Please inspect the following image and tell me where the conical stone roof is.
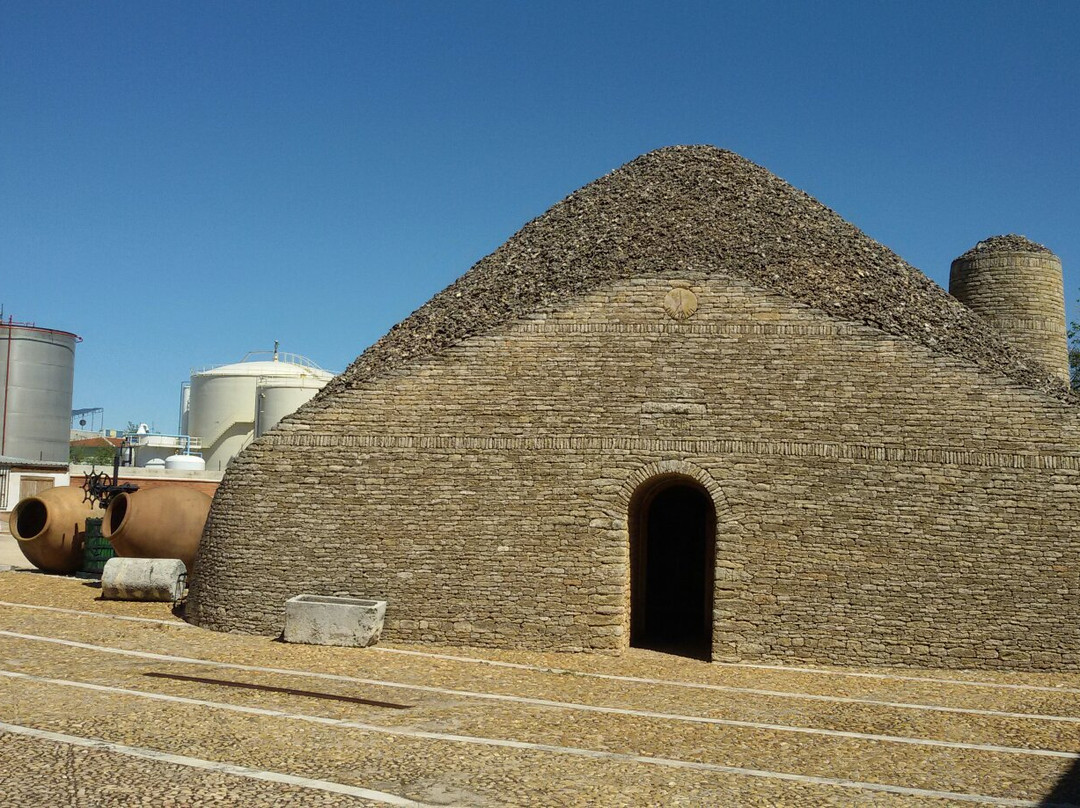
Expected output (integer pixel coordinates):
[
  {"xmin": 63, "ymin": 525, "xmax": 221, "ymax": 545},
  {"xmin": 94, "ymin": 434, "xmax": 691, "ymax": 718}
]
[
  {"xmin": 320, "ymin": 145, "xmax": 1071, "ymax": 403},
  {"xmin": 958, "ymin": 234, "xmax": 1055, "ymax": 259}
]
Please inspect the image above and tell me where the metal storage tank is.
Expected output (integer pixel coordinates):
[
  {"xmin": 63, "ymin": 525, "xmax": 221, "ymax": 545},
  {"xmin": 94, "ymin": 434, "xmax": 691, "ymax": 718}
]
[
  {"xmin": 187, "ymin": 350, "xmax": 334, "ymax": 471},
  {"xmin": 256, "ymin": 376, "xmax": 328, "ymax": 437},
  {"xmin": 178, "ymin": 382, "xmax": 191, "ymax": 437},
  {"xmin": 0, "ymin": 319, "xmax": 79, "ymax": 463}
]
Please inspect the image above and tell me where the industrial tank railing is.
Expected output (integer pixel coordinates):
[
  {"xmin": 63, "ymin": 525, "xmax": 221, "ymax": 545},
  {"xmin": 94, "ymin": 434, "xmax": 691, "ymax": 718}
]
[{"xmin": 189, "ymin": 349, "xmax": 330, "ymax": 377}]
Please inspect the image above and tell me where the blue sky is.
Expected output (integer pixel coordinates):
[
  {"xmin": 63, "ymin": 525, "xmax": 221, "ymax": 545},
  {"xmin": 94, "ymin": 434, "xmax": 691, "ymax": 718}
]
[{"xmin": 2, "ymin": 1, "xmax": 1078, "ymax": 431}]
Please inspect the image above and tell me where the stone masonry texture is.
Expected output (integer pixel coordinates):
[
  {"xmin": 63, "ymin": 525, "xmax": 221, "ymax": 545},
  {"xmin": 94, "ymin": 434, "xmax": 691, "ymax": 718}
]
[
  {"xmin": 950, "ymin": 235, "xmax": 1068, "ymax": 384},
  {"xmin": 187, "ymin": 146, "xmax": 1080, "ymax": 672}
]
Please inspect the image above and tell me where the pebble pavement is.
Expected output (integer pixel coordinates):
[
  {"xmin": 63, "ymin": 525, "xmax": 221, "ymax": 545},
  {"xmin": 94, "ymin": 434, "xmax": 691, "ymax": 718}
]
[{"xmin": 1, "ymin": 571, "xmax": 1080, "ymax": 806}]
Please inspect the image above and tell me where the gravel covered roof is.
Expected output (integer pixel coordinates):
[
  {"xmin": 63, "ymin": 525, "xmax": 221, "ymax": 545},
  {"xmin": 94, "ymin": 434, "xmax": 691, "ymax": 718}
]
[
  {"xmin": 957, "ymin": 234, "xmax": 1055, "ymax": 260},
  {"xmin": 325, "ymin": 145, "xmax": 1071, "ymax": 402}
]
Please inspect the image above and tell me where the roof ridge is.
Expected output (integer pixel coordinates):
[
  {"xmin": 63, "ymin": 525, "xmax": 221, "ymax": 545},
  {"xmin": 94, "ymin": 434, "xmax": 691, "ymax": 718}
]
[{"xmin": 322, "ymin": 146, "xmax": 1072, "ymax": 404}]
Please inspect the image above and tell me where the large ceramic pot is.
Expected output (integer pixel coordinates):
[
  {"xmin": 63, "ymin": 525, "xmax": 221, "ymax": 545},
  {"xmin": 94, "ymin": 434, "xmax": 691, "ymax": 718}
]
[
  {"xmin": 104, "ymin": 486, "xmax": 212, "ymax": 574},
  {"xmin": 8, "ymin": 486, "xmax": 103, "ymax": 574}
]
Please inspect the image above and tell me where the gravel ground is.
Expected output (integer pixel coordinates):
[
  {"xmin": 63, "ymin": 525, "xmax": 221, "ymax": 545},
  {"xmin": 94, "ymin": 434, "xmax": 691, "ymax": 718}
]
[
  {"xmin": 2, "ymin": 571, "xmax": 1080, "ymax": 806},
  {"xmin": 0, "ymin": 732, "xmax": 390, "ymax": 807}
]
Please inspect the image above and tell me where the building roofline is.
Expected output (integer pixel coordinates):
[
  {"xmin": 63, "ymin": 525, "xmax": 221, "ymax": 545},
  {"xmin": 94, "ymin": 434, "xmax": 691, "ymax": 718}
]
[{"xmin": 319, "ymin": 145, "xmax": 1073, "ymax": 407}]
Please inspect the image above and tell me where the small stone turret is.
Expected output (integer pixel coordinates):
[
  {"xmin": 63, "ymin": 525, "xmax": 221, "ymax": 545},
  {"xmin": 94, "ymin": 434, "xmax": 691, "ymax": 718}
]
[{"xmin": 950, "ymin": 235, "xmax": 1068, "ymax": 384}]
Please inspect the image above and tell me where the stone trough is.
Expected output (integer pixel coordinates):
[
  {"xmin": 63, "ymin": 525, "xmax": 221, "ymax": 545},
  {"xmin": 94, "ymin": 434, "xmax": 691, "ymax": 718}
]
[{"xmin": 283, "ymin": 594, "xmax": 386, "ymax": 647}]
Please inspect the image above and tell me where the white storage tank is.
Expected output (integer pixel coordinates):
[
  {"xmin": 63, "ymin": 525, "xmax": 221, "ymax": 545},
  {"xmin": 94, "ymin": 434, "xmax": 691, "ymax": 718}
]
[
  {"xmin": 256, "ymin": 376, "xmax": 328, "ymax": 437},
  {"xmin": 0, "ymin": 319, "xmax": 79, "ymax": 463},
  {"xmin": 165, "ymin": 453, "xmax": 206, "ymax": 471},
  {"xmin": 179, "ymin": 382, "xmax": 191, "ymax": 437},
  {"xmin": 186, "ymin": 350, "xmax": 334, "ymax": 471}
]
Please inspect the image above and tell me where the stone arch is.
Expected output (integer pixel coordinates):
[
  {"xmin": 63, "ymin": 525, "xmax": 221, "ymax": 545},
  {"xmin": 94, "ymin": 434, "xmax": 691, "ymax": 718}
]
[
  {"xmin": 614, "ymin": 460, "xmax": 743, "ymax": 662},
  {"xmin": 616, "ymin": 459, "xmax": 731, "ymax": 515}
]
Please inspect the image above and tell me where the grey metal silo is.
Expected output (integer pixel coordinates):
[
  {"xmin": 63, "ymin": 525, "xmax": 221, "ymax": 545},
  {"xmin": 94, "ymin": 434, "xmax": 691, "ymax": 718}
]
[{"xmin": 0, "ymin": 319, "xmax": 79, "ymax": 463}]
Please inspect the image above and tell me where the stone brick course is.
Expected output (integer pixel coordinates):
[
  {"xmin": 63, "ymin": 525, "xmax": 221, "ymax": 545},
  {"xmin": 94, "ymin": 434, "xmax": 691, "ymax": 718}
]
[
  {"xmin": 949, "ymin": 246, "xmax": 1068, "ymax": 383},
  {"xmin": 189, "ymin": 273, "xmax": 1080, "ymax": 672}
]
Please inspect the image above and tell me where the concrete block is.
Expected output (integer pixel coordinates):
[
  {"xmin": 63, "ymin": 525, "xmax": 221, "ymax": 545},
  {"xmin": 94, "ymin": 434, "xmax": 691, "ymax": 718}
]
[
  {"xmin": 101, "ymin": 557, "xmax": 186, "ymax": 602},
  {"xmin": 283, "ymin": 594, "xmax": 386, "ymax": 647}
]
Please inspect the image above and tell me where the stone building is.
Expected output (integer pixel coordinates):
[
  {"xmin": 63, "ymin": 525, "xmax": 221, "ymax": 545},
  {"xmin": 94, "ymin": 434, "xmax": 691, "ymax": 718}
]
[{"xmin": 188, "ymin": 146, "xmax": 1080, "ymax": 671}]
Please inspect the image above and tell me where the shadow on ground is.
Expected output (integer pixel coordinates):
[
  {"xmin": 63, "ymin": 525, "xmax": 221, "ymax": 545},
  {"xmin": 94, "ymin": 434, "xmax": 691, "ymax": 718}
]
[{"xmin": 1043, "ymin": 757, "xmax": 1080, "ymax": 806}]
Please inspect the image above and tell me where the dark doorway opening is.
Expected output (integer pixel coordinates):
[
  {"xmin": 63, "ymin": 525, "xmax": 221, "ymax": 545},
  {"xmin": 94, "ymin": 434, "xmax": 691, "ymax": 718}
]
[{"xmin": 630, "ymin": 477, "xmax": 715, "ymax": 660}]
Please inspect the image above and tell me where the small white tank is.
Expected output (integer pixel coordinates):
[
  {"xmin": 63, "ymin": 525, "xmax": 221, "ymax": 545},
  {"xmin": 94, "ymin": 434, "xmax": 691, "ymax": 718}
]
[
  {"xmin": 165, "ymin": 454, "xmax": 207, "ymax": 471},
  {"xmin": 256, "ymin": 376, "xmax": 328, "ymax": 437},
  {"xmin": 145, "ymin": 458, "xmax": 167, "ymax": 469}
]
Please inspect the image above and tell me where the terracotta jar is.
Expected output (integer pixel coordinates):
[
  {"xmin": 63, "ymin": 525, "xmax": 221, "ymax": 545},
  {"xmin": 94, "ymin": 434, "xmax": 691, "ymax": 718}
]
[
  {"xmin": 9, "ymin": 486, "xmax": 103, "ymax": 574},
  {"xmin": 104, "ymin": 486, "xmax": 212, "ymax": 574}
]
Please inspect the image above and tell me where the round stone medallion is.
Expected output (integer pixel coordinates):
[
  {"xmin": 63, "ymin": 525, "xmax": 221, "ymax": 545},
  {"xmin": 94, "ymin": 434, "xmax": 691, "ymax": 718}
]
[{"xmin": 663, "ymin": 287, "xmax": 698, "ymax": 320}]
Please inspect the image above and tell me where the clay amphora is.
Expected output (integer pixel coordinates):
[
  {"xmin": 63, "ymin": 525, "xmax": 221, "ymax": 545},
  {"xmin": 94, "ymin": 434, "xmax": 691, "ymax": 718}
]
[
  {"xmin": 104, "ymin": 486, "xmax": 212, "ymax": 574},
  {"xmin": 8, "ymin": 486, "xmax": 103, "ymax": 574}
]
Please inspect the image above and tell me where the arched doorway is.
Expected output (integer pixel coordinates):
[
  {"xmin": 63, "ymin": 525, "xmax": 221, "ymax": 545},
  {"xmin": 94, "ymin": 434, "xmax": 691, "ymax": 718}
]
[{"xmin": 630, "ymin": 475, "xmax": 715, "ymax": 660}]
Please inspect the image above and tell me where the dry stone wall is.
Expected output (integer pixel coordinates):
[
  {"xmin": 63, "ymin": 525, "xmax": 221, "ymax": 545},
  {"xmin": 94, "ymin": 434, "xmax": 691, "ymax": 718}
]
[
  {"xmin": 950, "ymin": 245, "xmax": 1068, "ymax": 383},
  {"xmin": 190, "ymin": 274, "xmax": 1080, "ymax": 671}
]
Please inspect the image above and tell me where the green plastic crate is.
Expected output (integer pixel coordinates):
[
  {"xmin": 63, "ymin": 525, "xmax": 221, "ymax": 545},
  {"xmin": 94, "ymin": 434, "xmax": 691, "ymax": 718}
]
[{"xmin": 80, "ymin": 517, "xmax": 115, "ymax": 577}]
